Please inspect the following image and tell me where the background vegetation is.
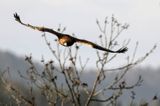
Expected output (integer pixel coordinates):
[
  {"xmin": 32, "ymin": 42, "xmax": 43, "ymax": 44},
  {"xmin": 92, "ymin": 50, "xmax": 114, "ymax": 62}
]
[{"xmin": 0, "ymin": 16, "xmax": 157, "ymax": 106}]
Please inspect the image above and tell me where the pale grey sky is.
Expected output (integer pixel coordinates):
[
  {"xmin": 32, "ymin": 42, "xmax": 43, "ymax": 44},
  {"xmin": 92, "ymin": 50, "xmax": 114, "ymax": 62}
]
[{"xmin": 0, "ymin": 0, "xmax": 160, "ymax": 67}]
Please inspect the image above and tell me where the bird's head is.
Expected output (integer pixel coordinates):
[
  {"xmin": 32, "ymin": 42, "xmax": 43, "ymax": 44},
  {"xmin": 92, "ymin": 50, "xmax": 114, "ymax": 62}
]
[
  {"xmin": 58, "ymin": 35, "xmax": 75, "ymax": 46},
  {"xmin": 59, "ymin": 38, "xmax": 68, "ymax": 46}
]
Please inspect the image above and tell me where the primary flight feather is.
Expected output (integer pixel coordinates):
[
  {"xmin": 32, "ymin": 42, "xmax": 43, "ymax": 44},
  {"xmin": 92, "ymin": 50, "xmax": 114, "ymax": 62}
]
[{"xmin": 13, "ymin": 13, "xmax": 128, "ymax": 53}]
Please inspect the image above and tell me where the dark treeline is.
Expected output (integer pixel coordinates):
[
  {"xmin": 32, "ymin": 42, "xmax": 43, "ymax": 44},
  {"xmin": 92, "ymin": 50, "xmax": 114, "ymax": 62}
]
[{"xmin": 0, "ymin": 50, "xmax": 160, "ymax": 106}]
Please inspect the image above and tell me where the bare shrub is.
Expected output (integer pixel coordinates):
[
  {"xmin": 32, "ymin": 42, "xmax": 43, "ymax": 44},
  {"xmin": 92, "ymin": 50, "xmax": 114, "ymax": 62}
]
[{"xmin": 0, "ymin": 15, "xmax": 156, "ymax": 106}]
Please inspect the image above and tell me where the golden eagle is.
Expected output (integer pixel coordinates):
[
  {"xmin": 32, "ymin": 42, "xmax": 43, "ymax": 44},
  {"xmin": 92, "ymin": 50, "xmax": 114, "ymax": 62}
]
[{"xmin": 14, "ymin": 13, "xmax": 127, "ymax": 53}]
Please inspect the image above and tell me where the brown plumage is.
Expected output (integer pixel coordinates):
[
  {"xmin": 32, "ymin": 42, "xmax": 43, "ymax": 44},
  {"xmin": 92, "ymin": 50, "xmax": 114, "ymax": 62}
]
[{"xmin": 13, "ymin": 13, "xmax": 128, "ymax": 53}]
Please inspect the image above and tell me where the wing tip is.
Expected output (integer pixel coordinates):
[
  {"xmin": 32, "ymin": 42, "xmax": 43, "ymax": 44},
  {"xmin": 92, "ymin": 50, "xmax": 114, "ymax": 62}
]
[
  {"xmin": 116, "ymin": 47, "xmax": 128, "ymax": 53},
  {"xmin": 13, "ymin": 12, "xmax": 21, "ymax": 23}
]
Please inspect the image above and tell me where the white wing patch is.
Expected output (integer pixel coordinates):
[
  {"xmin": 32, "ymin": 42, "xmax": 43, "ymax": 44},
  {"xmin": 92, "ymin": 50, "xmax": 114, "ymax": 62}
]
[{"xmin": 77, "ymin": 41, "xmax": 93, "ymax": 48}]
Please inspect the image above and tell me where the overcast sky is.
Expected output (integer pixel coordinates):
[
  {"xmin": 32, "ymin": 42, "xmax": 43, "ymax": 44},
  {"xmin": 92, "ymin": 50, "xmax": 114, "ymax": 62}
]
[{"xmin": 0, "ymin": 0, "xmax": 160, "ymax": 68}]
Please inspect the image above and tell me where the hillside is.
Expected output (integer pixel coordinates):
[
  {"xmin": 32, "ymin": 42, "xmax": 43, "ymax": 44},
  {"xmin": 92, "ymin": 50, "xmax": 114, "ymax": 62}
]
[{"xmin": 0, "ymin": 50, "xmax": 160, "ymax": 105}]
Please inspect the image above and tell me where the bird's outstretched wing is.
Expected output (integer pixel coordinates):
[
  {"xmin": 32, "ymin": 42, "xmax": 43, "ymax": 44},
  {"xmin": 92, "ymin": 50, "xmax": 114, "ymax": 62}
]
[
  {"xmin": 76, "ymin": 39, "xmax": 128, "ymax": 53},
  {"xmin": 13, "ymin": 13, "xmax": 62, "ymax": 38},
  {"xmin": 14, "ymin": 13, "xmax": 128, "ymax": 53}
]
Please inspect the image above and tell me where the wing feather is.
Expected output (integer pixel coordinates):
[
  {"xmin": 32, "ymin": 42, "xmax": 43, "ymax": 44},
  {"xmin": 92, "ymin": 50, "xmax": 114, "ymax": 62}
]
[
  {"xmin": 76, "ymin": 39, "xmax": 127, "ymax": 53},
  {"xmin": 13, "ymin": 13, "xmax": 62, "ymax": 38}
]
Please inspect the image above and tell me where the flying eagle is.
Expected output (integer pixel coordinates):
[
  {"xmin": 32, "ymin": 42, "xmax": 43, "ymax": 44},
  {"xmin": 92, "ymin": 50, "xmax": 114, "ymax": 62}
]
[{"xmin": 13, "ymin": 13, "xmax": 127, "ymax": 53}]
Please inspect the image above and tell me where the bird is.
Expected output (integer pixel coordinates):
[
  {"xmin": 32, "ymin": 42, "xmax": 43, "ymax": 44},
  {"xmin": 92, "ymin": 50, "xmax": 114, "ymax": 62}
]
[{"xmin": 13, "ymin": 13, "xmax": 128, "ymax": 53}]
